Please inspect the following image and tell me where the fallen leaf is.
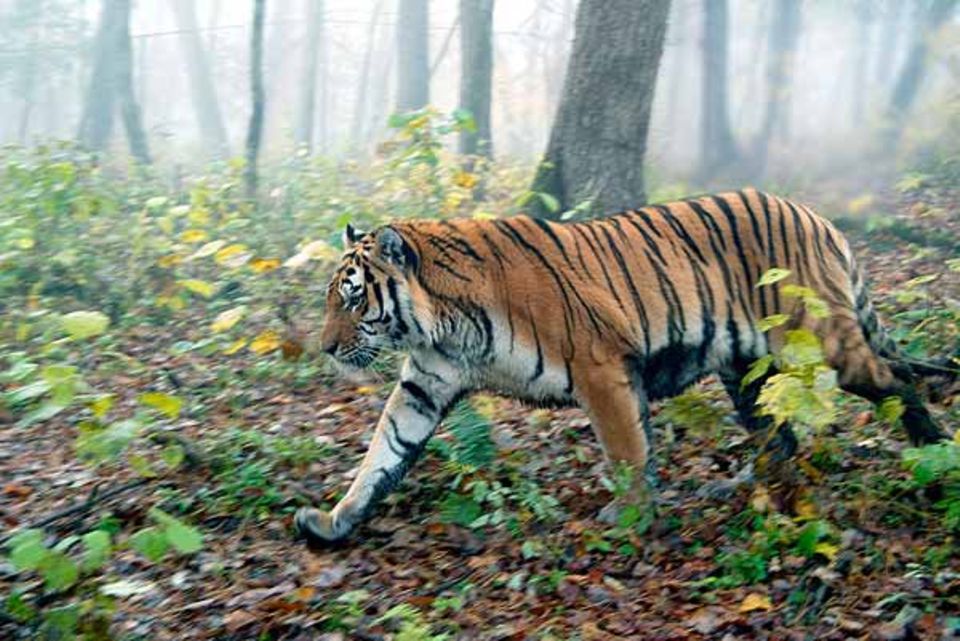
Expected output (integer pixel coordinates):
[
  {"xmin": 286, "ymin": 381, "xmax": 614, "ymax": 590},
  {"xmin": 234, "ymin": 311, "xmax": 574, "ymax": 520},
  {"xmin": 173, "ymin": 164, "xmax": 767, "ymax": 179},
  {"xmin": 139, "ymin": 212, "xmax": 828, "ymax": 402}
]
[
  {"xmin": 738, "ymin": 593, "xmax": 772, "ymax": 613},
  {"xmin": 223, "ymin": 610, "xmax": 257, "ymax": 633}
]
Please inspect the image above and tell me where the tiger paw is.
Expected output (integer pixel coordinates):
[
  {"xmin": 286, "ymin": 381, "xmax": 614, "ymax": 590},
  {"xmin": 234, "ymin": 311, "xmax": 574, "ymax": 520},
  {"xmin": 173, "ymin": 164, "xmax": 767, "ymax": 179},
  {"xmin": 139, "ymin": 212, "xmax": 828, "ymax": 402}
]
[{"xmin": 294, "ymin": 507, "xmax": 351, "ymax": 548}]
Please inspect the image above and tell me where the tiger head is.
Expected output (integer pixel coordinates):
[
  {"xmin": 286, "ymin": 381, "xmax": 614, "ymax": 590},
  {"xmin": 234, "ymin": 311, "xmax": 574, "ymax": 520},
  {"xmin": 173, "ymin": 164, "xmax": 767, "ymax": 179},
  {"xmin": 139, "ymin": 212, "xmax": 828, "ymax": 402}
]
[{"xmin": 319, "ymin": 223, "xmax": 428, "ymax": 368}]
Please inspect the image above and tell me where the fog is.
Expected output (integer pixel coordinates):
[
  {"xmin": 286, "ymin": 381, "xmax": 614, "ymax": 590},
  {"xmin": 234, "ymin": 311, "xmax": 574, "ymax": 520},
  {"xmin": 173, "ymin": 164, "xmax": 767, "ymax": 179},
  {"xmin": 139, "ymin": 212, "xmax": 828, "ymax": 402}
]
[{"xmin": 1, "ymin": 0, "xmax": 958, "ymax": 189}]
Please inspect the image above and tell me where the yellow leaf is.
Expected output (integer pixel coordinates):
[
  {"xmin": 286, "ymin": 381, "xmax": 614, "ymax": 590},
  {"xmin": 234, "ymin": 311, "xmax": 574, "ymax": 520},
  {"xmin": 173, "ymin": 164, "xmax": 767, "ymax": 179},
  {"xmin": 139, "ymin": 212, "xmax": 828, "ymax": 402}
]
[
  {"xmin": 794, "ymin": 496, "xmax": 818, "ymax": 521},
  {"xmin": 89, "ymin": 395, "xmax": 114, "ymax": 419},
  {"xmin": 157, "ymin": 254, "xmax": 182, "ymax": 268},
  {"xmin": 355, "ymin": 386, "xmax": 378, "ymax": 395},
  {"xmin": 250, "ymin": 257, "xmax": 281, "ymax": 273},
  {"xmin": 453, "ymin": 169, "xmax": 478, "ymax": 189},
  {"xmin": 192, "ymin": 240, "xmax": 225, "ymax": 259},
  {"xmin": 847, "ymin": 194, "xmax": 875, "ymax": 215},
  {"xmin": 223, "ymin": 338, "xmax": 247, "ymax": 355},
  {"xmin": 16, "ymin": 237, "xmax": 35, "ymax": 250},
  {"xmin": 211, "ymin": 306, "xmax": 245, "ymax": 332},
  {"xmin": 180, "ymin": 229, "xmax": 208, "ymax": 244},
  {"xmin": 188, "ymin": 207, "xmax": 211, "ymax": 226},
  {"xmin": 249, "ymin": 330, "xmax": 281, "ymax": 355},
  {"xmin": 472, "ymin": 211, "xmax": 496, "ymax": 221},
  {"xmin": 738, "ymin": 593, "xmax": 772, "ymax": 613},
  {"xmin": 178, "ymin": 279, "xmax": 217, "ymax": 298},
  {"xmin": 157, "ymin": 217, "xmax": 174, "ymax": 235},
  {"xmin": 215, "ymin": 244, "xmax": 251, "ymax": 268},
  {"xmin": 814, "ymin": 542, "xmax": 839, "ymax": 561}
]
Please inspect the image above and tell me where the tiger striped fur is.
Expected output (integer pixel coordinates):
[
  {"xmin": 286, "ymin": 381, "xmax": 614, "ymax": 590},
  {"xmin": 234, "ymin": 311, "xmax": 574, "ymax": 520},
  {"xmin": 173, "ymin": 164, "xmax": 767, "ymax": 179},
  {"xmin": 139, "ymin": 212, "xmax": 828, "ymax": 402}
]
[{"xmin": 294, "ymin": 188, "xmax": 947, "ymax": 546}]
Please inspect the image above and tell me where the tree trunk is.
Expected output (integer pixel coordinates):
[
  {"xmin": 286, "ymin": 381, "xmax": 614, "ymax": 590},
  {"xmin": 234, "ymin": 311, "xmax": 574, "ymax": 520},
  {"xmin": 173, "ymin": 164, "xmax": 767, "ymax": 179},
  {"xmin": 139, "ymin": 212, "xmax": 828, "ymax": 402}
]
[
  {"xmin": 529, "ymin": 0, "xmax": 670, "ymax": 218},
  {"xmin": 458, "ymin": 0, "xmax": 494, "ymax": 158},
  {"xmin": 296, "ymin": 0, "xmax": 324, "ymax": 152},
  {"xmin": 751, "ymin": 0, "xmax": 801, "ymax": 172},
  {"xmin": 170, "ymin": 0, "xmax": 229, "ymax": 158},
  {"xmin": 78, "ymin": 0, "xmax": 150, "ymax": 163},
  {"xmin": 350, "ymin": 0, "xmax": 386, "ymax": 147},
  {"xmin": 883, "ymin": 0, "xmax": 959, "ymax": 149},
  {"xmin": 245, "ymin": 0, "xmax": 266, "ymax": 199},
  {"xmin": 430, "ymin": 16, "xmax": 459, "ymax": 79},
  {"xmin": 396, "ymin": 0, "xmax": 429, "ymax": 112},
  {"xmin": 698, "ymin": 0, "xmax": 738, "ymax": 180}
]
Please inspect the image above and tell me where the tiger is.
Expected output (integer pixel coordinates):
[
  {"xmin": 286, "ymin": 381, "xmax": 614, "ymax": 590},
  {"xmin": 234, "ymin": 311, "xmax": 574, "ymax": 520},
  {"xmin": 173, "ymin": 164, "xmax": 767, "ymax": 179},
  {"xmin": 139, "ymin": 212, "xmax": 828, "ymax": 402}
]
[{"xmin": 294, "ymin": 188, "xmax": 949, "ymax": 546}]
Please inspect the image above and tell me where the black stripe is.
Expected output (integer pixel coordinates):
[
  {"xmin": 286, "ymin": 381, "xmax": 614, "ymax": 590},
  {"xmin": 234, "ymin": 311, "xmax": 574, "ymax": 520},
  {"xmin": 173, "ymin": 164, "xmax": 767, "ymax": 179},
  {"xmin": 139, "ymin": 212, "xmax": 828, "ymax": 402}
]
[
  {"xmin": 617, "ymin": 214, "xmax": 667, "ymax": 265},
  {"xmin": 599, "ymin": 224, "xmax": 651, "ymax": 354},
  {"xmin": 409, "ymin": 357, "xmax": 444, "ymax": 384},
  {"xmin": 401, "ymin": 380, "xmax": 437, "ymax": 415},
  {"xmin": 736, "ymin": 190, "xmax": 766, "ymax": 251},
  {"xmin": 529, "ymin": 318, "xmax": 544, "ymax": 382},
  {"xmin": 710, "ymin": 195, "xmax": 757, "ymax": 308},
  {"xmin": 685, "ymin": 201, "xmax": 729, "ymax": 252},
  {"xmin": 432, "ymin": 257, "xmax": 473, "ymax": 282},
  {"xmin": 530, "ymin": 218, "xmax": 575, "ymax": 269},
  {"xmin": 652, "ymin": 204, "xmax": 708, "ymax": 264},
  {"xmin": 386, "ymin": 278, "xmax": 409, "ymax": 334},
  {"xmin": 757, "ymin": 192, "xmax": 782, "ymax": 310}
]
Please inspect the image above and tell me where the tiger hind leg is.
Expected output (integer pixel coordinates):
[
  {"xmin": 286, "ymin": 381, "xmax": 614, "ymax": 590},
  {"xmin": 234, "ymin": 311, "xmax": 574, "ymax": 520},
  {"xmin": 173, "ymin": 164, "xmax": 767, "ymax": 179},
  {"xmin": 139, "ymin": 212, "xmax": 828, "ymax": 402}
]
[
  {"xmin": 825, "ymin": 315, "xmax": 947, "ymax": 445},
  {"xmin": 697, "ymin": 361, "xmax": 799, "ymax": 499}
]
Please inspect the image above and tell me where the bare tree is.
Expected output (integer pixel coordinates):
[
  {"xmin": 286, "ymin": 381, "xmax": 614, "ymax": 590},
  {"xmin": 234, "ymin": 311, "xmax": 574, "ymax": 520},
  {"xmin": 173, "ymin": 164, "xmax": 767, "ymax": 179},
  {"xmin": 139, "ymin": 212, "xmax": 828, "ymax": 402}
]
[
  {"xmin": 350, "ymin": 0, "xmax": 387, "ymax": 147},
  {"xmin": 78, "ymin": 0, "xmax": 151, "ymax": 164},
  {"xmin": 529, "ymin": 0, "xmax": 670, "ymax": 218},
  {"xmin": 751, "ymin": 0, "xmax": 801, "ymax": 171},
  {"xmin": 883, "ymin": 0, "xmax": 960, "ymax": 149},
  {"xmin": 296, "ymin": 0, "xmax": 325, "ymax": 152},
  {"xmin": 245, "ymin": 0, "xmax": 266, "ymax": 199},
  {"xmin": 699, "ymin": 0, "xmax": 739, "ymax": 180},
  {"xmin": 170, "ymin": 0, "xmax": 229, "ymax": 158},
  {"xmin": 458, "ymin": 0, "xmax": 494, "ymax": 158},
  {"xmin": 396, "ymin": 0, "xmax": 429, "ymax": 112}
]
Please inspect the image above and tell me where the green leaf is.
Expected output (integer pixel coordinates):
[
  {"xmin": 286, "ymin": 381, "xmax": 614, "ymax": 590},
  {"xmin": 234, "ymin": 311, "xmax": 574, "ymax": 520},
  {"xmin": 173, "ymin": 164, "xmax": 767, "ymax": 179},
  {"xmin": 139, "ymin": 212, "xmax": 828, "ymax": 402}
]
[
  {"xmin": 38, "ymin": 551, "xmax": 79, "ymax": 591},
  {"xmin": 439, "ymin": 493, "xmax": 483, "ymax": 527},
  {"xmin": 76, "ymin": 418, "xmax": 141, "ymax": 463},
  {"xmin": 7, "ymin": 528, "xmax": 44, "ymax": 550},
  {"xmin": 130, "ymin": 527, "xmax": 169, "ymax": 562},
  {"xmin": 127, "ymin": 453, "xmax": 157, "ymax": 478},
  {"xmin": 148, "ymin": 508, "xmax": 204, "ymax": 554},
  {"xmin": 81, "ymin": 530, "xmax": 111, "ymax": 572},
  {"xmin": 138, "ymin": 392, "xmax": 183, "ymax": 419},
  {"xmin": 11, "ymin": 538, "xmax": 48, "ymax": 571},
  {"xmin": 61, "ymin": 310, "xmax": 110, "ymax": 340},
  {"xmin": 5, "ymin": 380, "xmax": 51, "ymax": 406},
  {"xmin": 161, "ymin": 443, "xmax": 185, "ymax": 469},
  {"xmin": 42, "ymin": 604, "xmax": 79, "ymax": 637},
  {"xmin": 178, "ymin": 279, "xmax": 217, "ymax": 298},
  {"xmin": 4, "ymin": 589, "xmax": 36, "ymax": 623},
  {"xmin": 757, "ymin": 314, "xmax": 790, "ymax": 332},
  {"xmin": 17, "ymin": 402, "xmax": 66, "ymax": 428},
  {"xmin": 756, "ymin": 268, "xmax": 791, "ymax": 287},
  {"xmin": 741, "ymin": 355, "xmax": 774, "ymax": 390},
  {"xmin": 536, "ymin": 192, "xmax": 560, "ymax": 213}
]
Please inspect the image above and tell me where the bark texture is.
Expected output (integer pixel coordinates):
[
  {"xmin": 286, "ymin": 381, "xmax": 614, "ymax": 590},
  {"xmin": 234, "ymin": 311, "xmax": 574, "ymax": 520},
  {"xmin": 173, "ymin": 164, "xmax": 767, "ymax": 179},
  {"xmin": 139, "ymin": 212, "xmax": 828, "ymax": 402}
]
[
  {"xmin": 296, "ymin": 0, "xmax": 325, "ymax": 152},
  {"xmin": 529, "ymin": 0, "xmax": 670, "ymax": 218},
  {"xmin": 244, "ymin": 0, "xmax": 266, "ymax": 199},
  {"xmin": 396, "ymin": 0, "xmax": 430, "ymax": 112},
  {"xmin": 699, "ymin": 0, "xmax": 738, "ymax": 180},
  {"xmin": 458, "ymin": 0, "xmax": 494, "ymax": 157}
]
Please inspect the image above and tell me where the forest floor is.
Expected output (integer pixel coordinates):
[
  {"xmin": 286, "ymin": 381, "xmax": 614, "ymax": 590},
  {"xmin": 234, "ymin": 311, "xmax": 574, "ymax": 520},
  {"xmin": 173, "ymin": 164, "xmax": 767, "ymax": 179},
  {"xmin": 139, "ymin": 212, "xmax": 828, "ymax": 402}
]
[{"xmin": 2, "ymin": 187, "xmax": 960, "ymax": 640}]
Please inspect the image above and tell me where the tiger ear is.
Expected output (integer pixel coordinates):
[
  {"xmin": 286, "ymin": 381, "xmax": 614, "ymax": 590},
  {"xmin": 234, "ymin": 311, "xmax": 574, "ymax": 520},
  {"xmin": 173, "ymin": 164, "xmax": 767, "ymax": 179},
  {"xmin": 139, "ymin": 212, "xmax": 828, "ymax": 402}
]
[
  {"xmin": 376, "ymin": 227, "xmax": 406, "ymax": 266},
  {"xmin": 342, "ymin": 223, "xmax": 364, "ymax": 249}
]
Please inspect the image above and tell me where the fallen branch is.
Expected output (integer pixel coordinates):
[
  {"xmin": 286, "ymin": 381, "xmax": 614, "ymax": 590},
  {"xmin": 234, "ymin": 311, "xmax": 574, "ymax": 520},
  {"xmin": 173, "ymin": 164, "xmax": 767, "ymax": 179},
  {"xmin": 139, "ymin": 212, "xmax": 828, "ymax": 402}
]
[{"xmin": 0, "ymin": 478, "xmax": 148, "ymax": 548}]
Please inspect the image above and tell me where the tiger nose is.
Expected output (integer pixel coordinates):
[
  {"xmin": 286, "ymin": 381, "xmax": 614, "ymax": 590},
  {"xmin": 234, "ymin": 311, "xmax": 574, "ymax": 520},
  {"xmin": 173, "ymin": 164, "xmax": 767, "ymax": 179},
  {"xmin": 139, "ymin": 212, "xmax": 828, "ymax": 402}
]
[{"xmin": 321, "ymin": 339, "xmax": 338, "ymax": 355}]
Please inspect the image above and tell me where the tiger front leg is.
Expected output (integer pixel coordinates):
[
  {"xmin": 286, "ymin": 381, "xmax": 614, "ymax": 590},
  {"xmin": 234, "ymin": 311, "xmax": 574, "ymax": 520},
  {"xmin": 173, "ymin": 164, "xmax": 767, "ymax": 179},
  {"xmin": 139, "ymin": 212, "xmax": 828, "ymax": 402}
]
[{"xmin": 295, "ymin": 357, "xmax": 462, "ymax": 546}]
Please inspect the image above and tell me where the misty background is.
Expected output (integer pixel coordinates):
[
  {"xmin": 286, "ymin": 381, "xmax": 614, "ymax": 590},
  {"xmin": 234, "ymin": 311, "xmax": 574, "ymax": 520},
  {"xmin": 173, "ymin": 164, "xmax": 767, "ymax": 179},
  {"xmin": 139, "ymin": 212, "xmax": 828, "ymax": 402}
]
[{"xmin": 0, "ymin": 1, "xmax": 958, "ymax": 194}]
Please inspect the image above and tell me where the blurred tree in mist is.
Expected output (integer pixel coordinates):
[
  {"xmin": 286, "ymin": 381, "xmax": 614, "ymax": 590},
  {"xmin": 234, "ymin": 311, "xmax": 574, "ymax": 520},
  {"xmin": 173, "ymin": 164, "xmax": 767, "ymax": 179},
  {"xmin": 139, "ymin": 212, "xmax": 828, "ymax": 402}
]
[
  {"xmin": 78, "ymin": 0, "xmax": 150, "ymax": 164},
  {"xmin": 296, "ymin": 0, "xmax": 326, "ymax": 153},
  {"xmin": 170, "ymin": 0, "xmax": 229, "ymax": 159},
  {"xmin": 884, "ymin": 0, "xmax": 960, "ymax": 150},
  {"xmin": 397, "ymin": 0, "xmax": 429, "ymax": 112},
  {"xmin": 530, "ymin": 0, "xmax": 670, "ymax": 218},
  {"xmin": 245, "ymin": 0, "xmax": 266, "ymax": 199},
  {"xmin": 699, "ymin": 0, "xmax": 739, "ymax": 181},
  {"xmin": 459, "ymin": 0, "xmax": 494, "ymax": 159}
]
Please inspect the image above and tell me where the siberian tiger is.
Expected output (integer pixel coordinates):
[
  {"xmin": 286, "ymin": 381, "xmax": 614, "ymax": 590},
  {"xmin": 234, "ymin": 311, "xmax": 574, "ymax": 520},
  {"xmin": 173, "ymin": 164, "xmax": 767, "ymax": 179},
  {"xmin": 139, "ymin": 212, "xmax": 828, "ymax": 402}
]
[{"xmin": 295, "ymin": 188, "xmax": 948, "ymax": 546}]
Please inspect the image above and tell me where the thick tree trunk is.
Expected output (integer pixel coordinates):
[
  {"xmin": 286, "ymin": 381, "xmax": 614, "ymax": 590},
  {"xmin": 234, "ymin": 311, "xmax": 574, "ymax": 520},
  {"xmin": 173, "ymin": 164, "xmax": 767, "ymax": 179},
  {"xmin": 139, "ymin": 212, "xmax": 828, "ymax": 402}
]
[
  {"xmin": 698, "ymin": 0, "xmax": 738, "ymax": 180},
  {"xmin": 458, "ymin": 0, "xmax": 494, "ymax": 158},
  {"xmin": 751, "ymin": 0, "xmax": 801, "ymax": 173},
  {"xmin": 245, "ymin": 0, "xmax": 266, "ymax": 199},
  {"xmin": 883, "ymin": 0, "xmax": 959, "ymax": 149},
  {"xmin": 78, "ymin": 0, "xmax": 150, "ymax": 163},
  {"xmin": 170, "ymin": 0, "xmax": 229, "ymax": 158},
  {"xmin": 529, "ymin": 0, "xmax": 670, "ymax": 218},
  {"xmin": 396, "ymin": 0, "xmax": 429, "ymax": 112},
  {"xmin": 296, "ymin": 0, "xmax": 324, "ymax": 152}
]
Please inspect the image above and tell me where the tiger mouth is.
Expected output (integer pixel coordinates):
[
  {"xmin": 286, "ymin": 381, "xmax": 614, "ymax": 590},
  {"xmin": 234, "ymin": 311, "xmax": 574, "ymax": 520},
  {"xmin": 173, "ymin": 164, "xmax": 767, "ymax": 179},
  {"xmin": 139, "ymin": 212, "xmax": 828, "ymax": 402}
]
[{"xmin": 336, "ymin": 346, "xmax": 380, "ymax": 368}]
